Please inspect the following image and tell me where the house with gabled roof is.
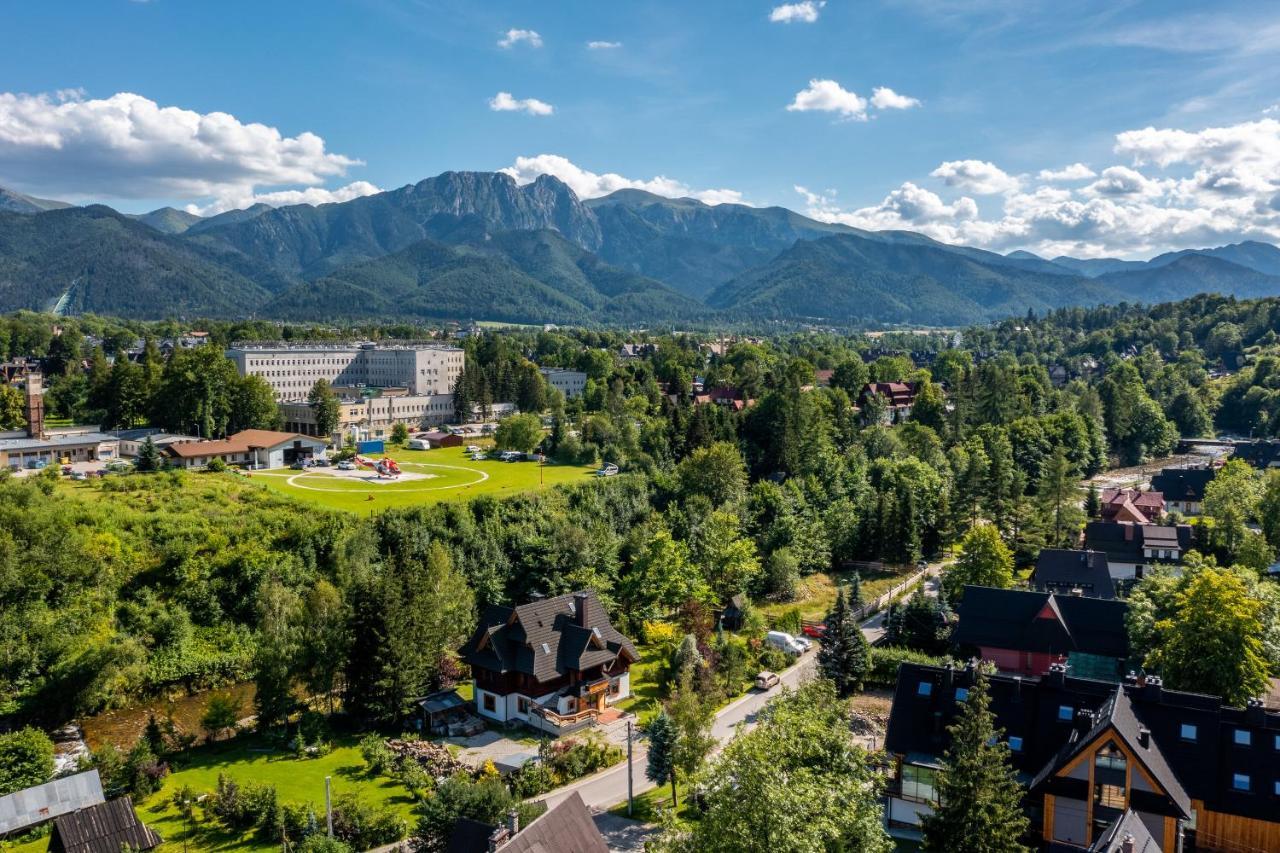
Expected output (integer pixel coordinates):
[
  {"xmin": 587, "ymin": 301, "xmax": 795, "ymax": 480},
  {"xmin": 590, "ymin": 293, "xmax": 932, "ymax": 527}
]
[
  {"xmin": 1032, "ymin": 550, "xmax": 1116, "ymax": 600},
  {"xmin": 883, "ymin": 662, "xmax": 1280, "ymax": 852},
  {"xmin": 458, "ymin": 590, "xmax": 639, "ymax": 734},
  {"xmin": 953, "ymin": 586, "xmax": 1129, "ymax": 681},
  {"xmin": 1148, "ymin": 468, "xmax": 1216, "ymax": 516},
  {"xmin": 1083, "ymin": 522, "xmax": 1194, "ymax": 582},
  {"xmin": 1099, "ymin": 489, "xmax": 1164, "ymax": 524}
]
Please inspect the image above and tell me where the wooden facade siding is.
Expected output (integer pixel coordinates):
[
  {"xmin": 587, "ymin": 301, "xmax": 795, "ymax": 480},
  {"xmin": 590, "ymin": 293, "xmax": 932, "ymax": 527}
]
[{"xmin": 1192, "ymin": 800, "xmax": 1280, "ymax": 853}]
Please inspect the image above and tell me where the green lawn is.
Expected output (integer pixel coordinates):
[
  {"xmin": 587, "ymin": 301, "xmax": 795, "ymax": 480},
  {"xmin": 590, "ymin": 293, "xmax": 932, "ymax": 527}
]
[
  {"xmin": 133, "ymin": 735, "xmax": 418, "ymax": 853},
  {"xmin": 608, "ymin": 783, "xmax": 699, "ymax": 824},
  {"xmin": 614, "ymin": 641, "xmax": 664, "ymax": 725},
  {"xmin": 758, "ymin": 564, "xmax": 916, "ymax": 623},
  {"xmin": 244, "ymin": 447, "xmax": 600, "ymax": 513}
]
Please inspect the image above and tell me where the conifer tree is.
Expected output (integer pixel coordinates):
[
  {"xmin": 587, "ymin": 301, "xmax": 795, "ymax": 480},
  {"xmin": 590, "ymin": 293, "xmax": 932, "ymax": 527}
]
[
  {"xmin": 848, "ymin": 570, "xmax": 864, "ymax": 611},
  {"xmin": 1084, "ymin": 483, "xmax": 1101, "ymax": 518},
  {"xmin": 646, "ymin": 709, "xmax": 679, "ymax": 805},
  {"xmin": 921, "ymin": 670, "xmax": 1030, "ymax": 853},
  {"xmin": 818, "ymin": 587, "xmax": 870, "ymax": 696}
]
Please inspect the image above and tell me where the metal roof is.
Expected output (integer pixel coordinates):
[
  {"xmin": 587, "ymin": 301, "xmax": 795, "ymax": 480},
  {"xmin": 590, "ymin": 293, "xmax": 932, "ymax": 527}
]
[{"xmin": 0, "ymin": 770, "xmax": 105, "ymax": 835}]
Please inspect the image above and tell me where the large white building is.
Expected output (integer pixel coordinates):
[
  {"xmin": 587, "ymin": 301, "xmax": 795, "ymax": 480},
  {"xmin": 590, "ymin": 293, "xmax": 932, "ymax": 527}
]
[
  {"xmin": 539, "ymin": 367, "xmax": 588, "ymax": 399},
  {"xmin": 279, "ymin": 391, "xmax": 457, "ymax": 441},
  {"xmin": 227, "ymin": 342, "xmax": 465, "ymax": 401}
]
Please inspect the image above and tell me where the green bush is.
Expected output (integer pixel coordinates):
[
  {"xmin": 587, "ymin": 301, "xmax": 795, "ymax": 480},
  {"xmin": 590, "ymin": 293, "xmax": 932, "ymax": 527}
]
[
  {"xmin": 867, "ymin": 647, "xmax": 951, "ymax": 687},
  {"xmin": 205, "ymin": 457, "xmax": 227, "ymax": 473},
  {"xmin": 774, "ymin": 607, "xmax": 803, "ymax": 636},
  {"xmin": 358, "ymin": 734, "xmax": 394, "ymax": 776}
]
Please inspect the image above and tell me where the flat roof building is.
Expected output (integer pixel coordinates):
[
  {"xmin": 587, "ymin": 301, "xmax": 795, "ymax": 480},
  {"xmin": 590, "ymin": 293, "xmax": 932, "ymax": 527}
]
[{"xmin": 227, "ymin": 341, "xmax": 464, "ymax": 401}]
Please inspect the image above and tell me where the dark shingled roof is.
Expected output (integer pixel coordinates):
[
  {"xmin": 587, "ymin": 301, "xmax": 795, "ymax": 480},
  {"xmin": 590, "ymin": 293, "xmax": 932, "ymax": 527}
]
[
  {"xmin": 445, "ymin": 793, "xmax": 607, "ymax": 853},
  {"xmin": 885, "ymin": 663, "xmax": 1280, "ymax": 828},
  {"xmin": 954, "ymin": 586, "xmax": 1129, "ymax": 659},
  {"xmin": 1083, "ymin": 521, "xmax": 1193, "ymax": 565},
  {"xmin": 458, "ymin": 590, "xmax": 638, "ymax": 683},
  {"xmin": 1032, "ymin": 549, "xmax": 1116, "ymax": 599},
  {"xmin": 501, "ymin": 792, "xmax": 608, "ymax": 853},
  {"xmin": 1087, "ymin": 809, "xmax": 1161, "ymax": 853},
  {"xmin": 1029, "ymin": 688, "xmax": 1190, "ymax": 817},
  {"xmin": 1232, "ymin": 439, "xmax": 1280, "ymax": 470},
  {"xmin": 1149, "ymin": 467, "xmax": 1216, "ymax": 503},
  {"xmin": 48, "ymin": 797, "xmax": 161, "ymax": 853}
]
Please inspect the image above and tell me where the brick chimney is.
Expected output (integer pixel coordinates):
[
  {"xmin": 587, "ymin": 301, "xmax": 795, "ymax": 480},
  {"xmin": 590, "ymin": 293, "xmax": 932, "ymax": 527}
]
[
  {"xmin": 574, "ymin": 591, "xmax": 589, "ymax": 628},
  {"xmin": 487, "ymin": 827, "xmax": 510, "ymax": 852},
  {"xmin": 1121, "ymin": 834, "xmax": 1135, "ymax": 853},
  {"xmin": 507, "ymin": 809, "xmax": 519, "ymax": 836}
]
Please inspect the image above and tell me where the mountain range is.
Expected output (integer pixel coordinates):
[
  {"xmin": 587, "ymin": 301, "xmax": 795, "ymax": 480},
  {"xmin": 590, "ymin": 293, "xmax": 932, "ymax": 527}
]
[{"xmin": 2, "ymin": 171, "xmax": 1279, "ymax": 326}]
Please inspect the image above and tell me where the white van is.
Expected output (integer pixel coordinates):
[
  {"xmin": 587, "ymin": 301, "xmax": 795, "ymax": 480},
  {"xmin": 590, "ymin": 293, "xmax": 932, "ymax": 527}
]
[
  {"xmin": 765, "ymin": 630, "xmax": 807, "ymax": 656},
  {"xmin": 407, "ymin": 439, "xmax": 430, "ymax": 450}
]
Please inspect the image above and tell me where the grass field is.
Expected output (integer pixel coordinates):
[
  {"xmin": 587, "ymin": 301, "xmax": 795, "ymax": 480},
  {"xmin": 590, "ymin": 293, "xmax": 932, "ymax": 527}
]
[
  {"xmin": 245, "ymin": 447, "xmax": 601, "ymax": 513},
  {"xmin": 757, "ymin": 564, "xmax": 916, "ymax": 623},
  {"xmin": 137, "ymin": 735, "xmax": 418, "ymax": 853}
]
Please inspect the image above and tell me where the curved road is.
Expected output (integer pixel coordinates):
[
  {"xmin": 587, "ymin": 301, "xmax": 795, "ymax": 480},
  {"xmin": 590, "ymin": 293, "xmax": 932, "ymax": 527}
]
[{"xmin": 543, "ymin": 563, "xmax": 944, "ymax": 814}]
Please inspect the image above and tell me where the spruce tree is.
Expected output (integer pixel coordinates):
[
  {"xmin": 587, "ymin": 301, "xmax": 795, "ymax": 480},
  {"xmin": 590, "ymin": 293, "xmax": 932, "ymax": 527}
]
[
  {"xmin": 921, "ymin": 670, "xmax": 1030, "ymax": 853},
  {"xmin": 1084, "ymin": 483, "xmax": 1101, "ymax": 518},
  {"xmin": 818, "ymin": 587, "xmax": 870, "ymax": 695},
  {"xmin": 646, "ymin": 709, "xmax": 679, "ymax": 805},
  {"xmin": 136, "ymin": 436, "xmax": 161, "ymax": 472},
  {"xmin": 848, "ymin": 570, "xmax": 864, "ymax": 611}
]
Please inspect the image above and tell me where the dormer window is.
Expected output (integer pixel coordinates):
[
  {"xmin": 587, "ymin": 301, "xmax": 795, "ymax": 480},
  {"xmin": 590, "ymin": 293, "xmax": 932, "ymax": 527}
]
[{"xmin": 1235, "ymin": 729, "xmax": 1252, "ymax": 747}]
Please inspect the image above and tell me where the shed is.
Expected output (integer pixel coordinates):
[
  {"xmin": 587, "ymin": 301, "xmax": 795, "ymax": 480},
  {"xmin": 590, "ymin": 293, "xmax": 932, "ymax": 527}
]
[
  {"xmin": 421, "ymin": 430, "xmax": 463, "ymax": 449},
  {"xmin": 48, "ymin": 797, "xmax": 161, "ymax": 853},
  {"xmin": 719, "ymin": 594, "xmax": 748, "ymax": 631},
  {"xmin": 418, "ymin": 689, "xmax": 468, "ymax": 734}
]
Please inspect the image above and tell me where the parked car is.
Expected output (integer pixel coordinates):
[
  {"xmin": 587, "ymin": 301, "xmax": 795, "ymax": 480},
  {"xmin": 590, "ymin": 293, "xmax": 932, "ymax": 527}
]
[
  {"xmin": 336, "ymin": 460, "xmax": 356, "ymax": 471},
  {"xmin": 793, "ymin": 635, "xmax": 812, "ymax": 652},
  {"xmin": 312, "ymin": 456, "xmax": 330, "ymax": 466},
  {"xmin": 754, "ymin": 671, "xmax": 780, "ymax": 691},
  {"xmin": 801, "ymin": 622, "xmax": 827, "ymax": 639},
  {"xmin": 71, "ymin": 471, "xmax": 88, "ymax": 481},
  {"xmin": 465, "ymin": 444, "xmax": 481, "ymax": 453},
  {"xmin": 26, "ymin": 459, "xmax": 49, "ymax": 469},
  {"xmin": 290, "ymin": 460, "xmax": 308, "ymax": 470},
  {"xmin": 765, "ymin": 630, "xmax": 807, "ymax": 656},
  {"xmin": 407, "ymin": 439, "xmax": 430, "ymax": 450}
]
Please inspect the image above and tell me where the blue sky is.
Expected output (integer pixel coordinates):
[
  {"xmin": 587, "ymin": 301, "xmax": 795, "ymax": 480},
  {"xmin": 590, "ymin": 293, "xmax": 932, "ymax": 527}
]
[{"xmin": 3, "ymin": 0, "xmax": 1280, "ymax": 258}]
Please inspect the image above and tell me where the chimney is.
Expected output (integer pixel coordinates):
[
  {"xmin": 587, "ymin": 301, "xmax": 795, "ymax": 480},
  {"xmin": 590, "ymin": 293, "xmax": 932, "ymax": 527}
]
[
  {"xmin": 942, "ymin": 663, "xmax": 955, "ymax": 690},
  {"xmin": 1246, "ymin": 698, "xmax": 1266, "ymax": 724},
  {"xmin": 1046, "ymin": 662, "xmax": 1067, "ymax": 688},
  {"xmin": 1074, "ymin": 709, "xmax": 1094, "ymax": 737},
  {"xmin": 573, "ymin": 591, "xmax": 589, "ymax": 628},
  {"xmin": 23, "ymin": 371, "xmax": 44, "ymax": 439},
  {"xmin": 1137, "ymin": 727, "xmax": 1150, "ymax": 749},
  {"xmin": 507, "ymin": 808, "xmax": 519, "ymax": 836},
  {"xmin": 1123, "ymin": 671, "xmax": 1138, "ymax": 687},
  {"xmin": 487, "ymin": 827, "xmax": 510, "ymax": 852},
  {"xmin": 1142, "ymin": 675, "xmax": 1163, "ymax": 703},
  {"xmin": 1121, "ymin": 833, "xmax": 1136, "ymax": 853}
]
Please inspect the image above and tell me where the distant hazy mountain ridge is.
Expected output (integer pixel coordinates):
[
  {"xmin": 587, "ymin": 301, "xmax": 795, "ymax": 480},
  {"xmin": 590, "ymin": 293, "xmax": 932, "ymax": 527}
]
[{"xmin": 1, "ymin": 172, "xmax": 1278, "ymax": 324}]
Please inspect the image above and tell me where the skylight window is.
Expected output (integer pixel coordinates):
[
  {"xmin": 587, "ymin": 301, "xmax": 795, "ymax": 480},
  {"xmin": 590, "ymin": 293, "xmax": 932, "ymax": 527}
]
[
  {"xmin": 1180, "ymin": 724, "xmax": 1197, "ymax": 741},
  {"xmin": 917, "ymin": 681, "xmax": 932, "ymax": 696},
  {"xmin": 541, "ymin": 643, "xmax": 551, "ymax": 654},
  {"xmin": 955, "ymin": 687, "xmax": 969, "ymax": 702},
  {"xmin": 1232, "ymin": 773, "xmax": 1250, "ymax": 792},
  {"xmin": 1008, "ymin": 736, "xmax": 1023, "ymax": 752},
  {"xmin": 1058, "ymin": 705, "xmax": 1073, "ymax": 721},
  {"xmin": 1235, "ymin": 729, "xmax": 1252, "ymax": 747}
]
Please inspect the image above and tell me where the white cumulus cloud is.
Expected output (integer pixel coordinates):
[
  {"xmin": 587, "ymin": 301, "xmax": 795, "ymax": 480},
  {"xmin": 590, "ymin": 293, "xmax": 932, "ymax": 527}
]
[
  {"xmin": 770, "ymin": 1, "xmax": 825, "ymax": 24},
  {"xmin": 930, "ymin": 159, "xmax": 1021, "ymax": 195},
  {"xmin": 586, "ymin": 40, "xmax": 622, "ymax": 50},
  {"xmin": 489, "ymin": 92, "xmax": 554, "ymax": 116},
  {"xmin": 1037, "ymin": 163, "xmax": 1096, "ymax": 181},
  {"xmin": 187, "ymin": 181, "xmax": 383, "ymax": 216},
  {"xmin": 0, "ymin": 89, "xmax": 362, "ymax": 205},
  {"xmin": 870, "ymin": 87, "xmax": 921, "ymax": 110},
  {"xmin": 498, "ymin": 28, "xmax": 542, "ymax": 49},
  {"xmin": 500, "ymin": 154, "xmax": 744, "ymax": 205},
  {"xmin": 787, "ymin": 79, "xmax": 868, "ymax": 120}
]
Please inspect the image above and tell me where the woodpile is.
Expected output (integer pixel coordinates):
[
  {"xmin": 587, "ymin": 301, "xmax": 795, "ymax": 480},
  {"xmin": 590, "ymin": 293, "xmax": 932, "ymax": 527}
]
[{"xmin": 386, "ymin": 739, "xmax": 468, "ymax": 778}]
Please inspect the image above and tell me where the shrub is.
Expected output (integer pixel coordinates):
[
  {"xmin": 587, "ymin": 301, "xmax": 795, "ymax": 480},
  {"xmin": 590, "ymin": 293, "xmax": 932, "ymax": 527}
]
[
  {"xmin": 0, "ymin": 727, "xmax": 55, "ymax": 796},
  {"xmin": 774, "ymin": 607, "xmax": 803, "ymax": 636},
  {"xmin": 867, "ymin": 647, "xmax": 951, "ymax": 687},
  {"xmin": 205, "ymin": 457, "xmax": 227, "ymax": 473},
  {"xmin": 358, "ymin": 734, "xmax": 394, "ymax": 776},
  {"xmin": 280, "ymin": 802, "xmax": 321, "ymax": 843},
  {"xmin": 201, "ymin": 693, "xmax": 241, "ymax": 743},
  {"xmin": 331, "ymin": 793, "xmax": 407, "ymax": 850},
  {"xmin": 298, "ymin": 836, "xmax": 352, "ymax": 853}
]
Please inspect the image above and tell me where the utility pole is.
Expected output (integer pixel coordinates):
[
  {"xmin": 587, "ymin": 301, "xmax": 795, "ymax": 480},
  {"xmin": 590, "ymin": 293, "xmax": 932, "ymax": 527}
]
[
  {"xmin": 626, "ymin": 719, "xmax": 634, "ymax": 818},
  {"xmin": 325, "ymin": 775, "xmax": 333, "ymax": 837}
]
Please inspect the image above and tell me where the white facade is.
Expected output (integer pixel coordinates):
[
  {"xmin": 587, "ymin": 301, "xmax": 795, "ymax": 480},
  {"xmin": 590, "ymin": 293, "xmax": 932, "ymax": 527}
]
[
  {"xmin": 473, "ymin": 672, "xmax": 632, "ymax": 732},
  {"xmin": 228, "ymin": 342, "xmax": 465, "ymax": 401},
  {"xmin": 280, "ymin": 393, "xmax": 456, "ymax": 441},
  {"xmin": 540, "ymin": 368, "xmax": 588, "ymax": 399}
]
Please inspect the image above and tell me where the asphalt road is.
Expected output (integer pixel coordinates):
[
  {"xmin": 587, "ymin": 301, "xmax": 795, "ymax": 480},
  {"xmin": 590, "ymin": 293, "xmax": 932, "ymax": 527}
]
[{"xmin": 542, "ymin": 560, "xmax": 945, "ymax": 814}]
